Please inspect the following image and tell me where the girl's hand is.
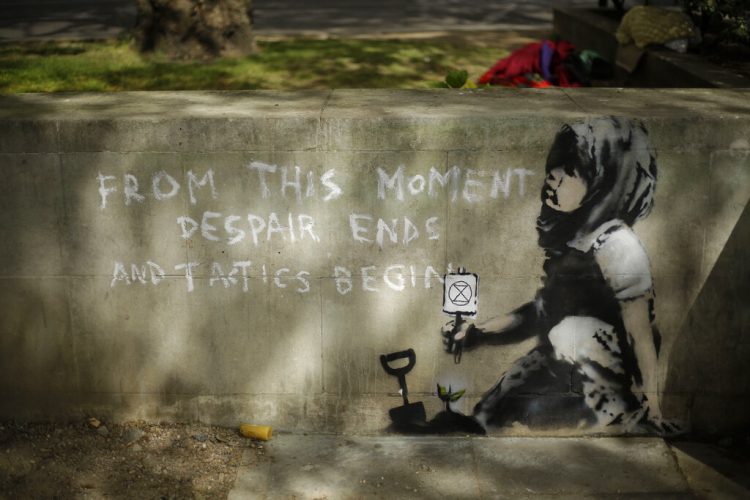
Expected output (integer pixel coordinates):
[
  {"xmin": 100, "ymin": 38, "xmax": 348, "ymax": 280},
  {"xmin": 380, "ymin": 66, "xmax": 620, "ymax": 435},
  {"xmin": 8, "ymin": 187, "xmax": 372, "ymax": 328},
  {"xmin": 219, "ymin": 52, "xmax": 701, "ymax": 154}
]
[{"xmin": 441, "ymin": 319, "xmax": 476, "ymax": 352}]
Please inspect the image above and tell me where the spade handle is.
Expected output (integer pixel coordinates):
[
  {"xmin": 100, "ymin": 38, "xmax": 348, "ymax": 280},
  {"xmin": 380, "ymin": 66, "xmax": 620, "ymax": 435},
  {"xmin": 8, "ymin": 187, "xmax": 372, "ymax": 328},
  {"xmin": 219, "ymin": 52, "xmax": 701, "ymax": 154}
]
[{"xmin": 380, "ymin": 348, "xmax": 416, "ymax": 405}]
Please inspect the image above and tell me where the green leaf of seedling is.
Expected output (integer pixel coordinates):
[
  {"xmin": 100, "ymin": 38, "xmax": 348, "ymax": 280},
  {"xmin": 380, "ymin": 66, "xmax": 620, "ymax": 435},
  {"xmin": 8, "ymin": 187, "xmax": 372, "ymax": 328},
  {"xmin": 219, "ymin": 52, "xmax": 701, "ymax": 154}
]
[
  {"xmin": 449, "ymin": 389, "xmax": 465, "ymax": 402},
  {"xmin": 437, "ymin": 384, "xmax": 447, "ymax": 397}
]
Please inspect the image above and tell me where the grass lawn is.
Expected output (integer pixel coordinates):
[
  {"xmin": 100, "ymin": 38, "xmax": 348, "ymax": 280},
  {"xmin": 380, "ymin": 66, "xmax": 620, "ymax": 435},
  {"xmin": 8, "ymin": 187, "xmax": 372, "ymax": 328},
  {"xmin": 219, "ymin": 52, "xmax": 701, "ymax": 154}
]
[{"xmin": 0, "ymin": 32, "xmax": 542, "ymax": 93}]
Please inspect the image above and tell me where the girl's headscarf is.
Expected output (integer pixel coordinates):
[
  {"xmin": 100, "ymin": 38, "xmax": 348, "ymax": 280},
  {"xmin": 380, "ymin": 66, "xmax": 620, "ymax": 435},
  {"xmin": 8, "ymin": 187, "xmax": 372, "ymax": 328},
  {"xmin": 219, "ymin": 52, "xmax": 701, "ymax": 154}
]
[{"xmin": 537, "ymin": 116, "xmax": 657, "ymax": 252}]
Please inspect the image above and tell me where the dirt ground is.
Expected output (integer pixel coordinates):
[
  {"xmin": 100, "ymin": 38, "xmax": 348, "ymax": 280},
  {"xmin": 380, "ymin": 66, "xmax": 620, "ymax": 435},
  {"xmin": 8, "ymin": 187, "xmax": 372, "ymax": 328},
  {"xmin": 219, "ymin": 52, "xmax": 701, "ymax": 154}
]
[{"xmin": 0, "ymin": 420, "xmax": 263, "ymax": 499}]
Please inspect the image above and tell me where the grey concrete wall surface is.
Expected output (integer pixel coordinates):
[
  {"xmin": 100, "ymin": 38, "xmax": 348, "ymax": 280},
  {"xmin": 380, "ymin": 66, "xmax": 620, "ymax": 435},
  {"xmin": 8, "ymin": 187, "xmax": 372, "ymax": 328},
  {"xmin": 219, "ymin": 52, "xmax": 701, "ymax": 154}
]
[{"xmin": 0, "ymin": 89, "xmax": 748, "ymax": 435}]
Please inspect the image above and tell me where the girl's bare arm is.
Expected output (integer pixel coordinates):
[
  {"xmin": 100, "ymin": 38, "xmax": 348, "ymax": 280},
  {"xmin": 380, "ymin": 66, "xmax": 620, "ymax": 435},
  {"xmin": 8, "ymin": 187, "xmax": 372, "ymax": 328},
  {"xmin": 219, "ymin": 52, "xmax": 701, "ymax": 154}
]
[
  {"xmin": 444, "ymin": 301, "xmax": 539, "ymax": 350},
  {"xmin": 621, "ymin": 297, "xmax": 661, "ymax": 416}
]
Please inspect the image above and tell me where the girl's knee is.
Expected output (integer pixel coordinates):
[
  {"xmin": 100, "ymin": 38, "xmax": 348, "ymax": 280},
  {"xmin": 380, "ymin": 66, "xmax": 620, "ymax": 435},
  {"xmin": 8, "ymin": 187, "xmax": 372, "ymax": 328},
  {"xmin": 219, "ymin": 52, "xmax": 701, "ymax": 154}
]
[
  {"xmin": 549, "ymin": 316, "xmax": 622, "ymax": 367},
  {"xmin": 548, "ymin": 316, "xmax": 582, "ymax": 363}
]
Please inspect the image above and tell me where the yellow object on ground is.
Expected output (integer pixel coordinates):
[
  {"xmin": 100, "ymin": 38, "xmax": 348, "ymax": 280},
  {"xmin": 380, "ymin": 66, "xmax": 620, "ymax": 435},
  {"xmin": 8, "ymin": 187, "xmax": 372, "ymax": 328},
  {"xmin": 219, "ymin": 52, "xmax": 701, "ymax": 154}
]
[
  {"xmin": 240, "ymin": 424, "xmax": 273, "ymax": 441},
  {"xmin": 616, "ymin": 6, "xmax": 697, "ymax": 49}
]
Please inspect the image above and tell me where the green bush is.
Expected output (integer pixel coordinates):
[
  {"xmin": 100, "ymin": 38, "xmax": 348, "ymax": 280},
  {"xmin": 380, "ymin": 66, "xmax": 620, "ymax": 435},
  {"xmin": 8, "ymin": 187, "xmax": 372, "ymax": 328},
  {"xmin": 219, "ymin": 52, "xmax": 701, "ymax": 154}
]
[{"xmin": 684, "ymin": 0, "xmax": 750, "ymax": 45}]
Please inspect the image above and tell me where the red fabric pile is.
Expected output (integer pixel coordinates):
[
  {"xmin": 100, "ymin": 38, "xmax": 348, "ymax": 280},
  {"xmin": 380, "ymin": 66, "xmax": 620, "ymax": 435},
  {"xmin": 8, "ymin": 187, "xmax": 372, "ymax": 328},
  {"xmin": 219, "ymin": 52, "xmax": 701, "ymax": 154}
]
[{"xmin": 478, "ymin": 40, "xmax": 581, "ymax": 88}]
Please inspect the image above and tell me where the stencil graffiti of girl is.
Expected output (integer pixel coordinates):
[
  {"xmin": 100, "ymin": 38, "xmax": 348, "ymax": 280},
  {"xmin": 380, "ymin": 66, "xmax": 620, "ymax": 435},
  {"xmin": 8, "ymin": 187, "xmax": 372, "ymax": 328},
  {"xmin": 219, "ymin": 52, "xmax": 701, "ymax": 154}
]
[{"xmin": 442, "ymin": 116, "xmax": 679, "ymax": 435}]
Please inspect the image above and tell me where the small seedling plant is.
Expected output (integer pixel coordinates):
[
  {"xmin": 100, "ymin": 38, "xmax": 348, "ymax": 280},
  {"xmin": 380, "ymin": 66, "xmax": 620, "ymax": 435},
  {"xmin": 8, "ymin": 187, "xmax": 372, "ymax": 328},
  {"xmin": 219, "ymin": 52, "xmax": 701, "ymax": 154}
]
[{"xmin": 436, "ymin": 384, "xmax": 465, "ymax": 412}]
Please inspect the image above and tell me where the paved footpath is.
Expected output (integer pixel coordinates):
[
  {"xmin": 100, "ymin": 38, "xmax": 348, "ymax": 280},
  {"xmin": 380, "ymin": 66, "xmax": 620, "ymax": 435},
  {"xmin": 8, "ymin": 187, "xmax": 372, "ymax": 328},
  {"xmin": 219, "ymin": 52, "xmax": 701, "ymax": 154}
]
[
  {"xmin": 229, "ymin": 434, "xmax": 750, "ymax": 499},
  {"xmin": 0, "ymin": 0, "xmax": 591, "ymax": 42}
]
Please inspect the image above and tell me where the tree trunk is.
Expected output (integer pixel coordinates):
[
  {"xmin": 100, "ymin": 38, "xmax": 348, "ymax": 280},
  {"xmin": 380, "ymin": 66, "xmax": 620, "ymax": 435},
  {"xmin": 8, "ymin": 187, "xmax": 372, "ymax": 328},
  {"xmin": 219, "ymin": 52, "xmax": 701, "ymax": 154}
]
[{"xmin": 135, "ymin": 0, "xmax": 255, "ymax": 60}]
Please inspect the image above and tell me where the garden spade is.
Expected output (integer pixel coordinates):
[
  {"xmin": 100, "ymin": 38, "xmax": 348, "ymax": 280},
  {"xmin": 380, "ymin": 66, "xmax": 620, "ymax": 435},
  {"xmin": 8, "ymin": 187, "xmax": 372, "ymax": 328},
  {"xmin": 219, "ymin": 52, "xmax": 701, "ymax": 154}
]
[{"xmin": 379, "ymin": 348, "xmax": 426, "ymax": 428}]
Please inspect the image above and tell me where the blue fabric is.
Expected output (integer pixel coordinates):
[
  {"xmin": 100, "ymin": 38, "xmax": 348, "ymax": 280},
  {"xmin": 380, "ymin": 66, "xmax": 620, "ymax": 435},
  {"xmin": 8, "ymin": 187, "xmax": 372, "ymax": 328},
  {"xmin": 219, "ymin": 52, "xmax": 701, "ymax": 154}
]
[{"xmin": 540, "ymin": 40, "xmax": 555, "ymax": 82}]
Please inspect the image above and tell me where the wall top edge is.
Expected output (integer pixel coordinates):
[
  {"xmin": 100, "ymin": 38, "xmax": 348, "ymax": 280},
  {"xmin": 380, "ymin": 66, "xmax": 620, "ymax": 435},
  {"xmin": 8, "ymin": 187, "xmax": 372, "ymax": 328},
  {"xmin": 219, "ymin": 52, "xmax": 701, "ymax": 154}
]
[{"xmin": 0, "ymin": 88, "xmax": 749, "ymax": 122}]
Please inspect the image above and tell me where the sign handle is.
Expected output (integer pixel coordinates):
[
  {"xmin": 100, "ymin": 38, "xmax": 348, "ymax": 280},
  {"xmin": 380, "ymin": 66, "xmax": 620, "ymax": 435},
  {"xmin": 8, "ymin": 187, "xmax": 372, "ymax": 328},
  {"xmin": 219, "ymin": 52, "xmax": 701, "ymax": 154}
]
[{"xmin": 451, "ymin": 311, "xmax": 463, "ymax": 364}]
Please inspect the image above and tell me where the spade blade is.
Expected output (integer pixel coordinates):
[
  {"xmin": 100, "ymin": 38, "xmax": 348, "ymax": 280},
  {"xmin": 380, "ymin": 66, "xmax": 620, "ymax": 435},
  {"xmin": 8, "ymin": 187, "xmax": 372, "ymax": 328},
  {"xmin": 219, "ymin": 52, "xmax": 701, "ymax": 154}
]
[{"xmin": 389, "ymin": 401, "xmax": 426, "ymax": 428}]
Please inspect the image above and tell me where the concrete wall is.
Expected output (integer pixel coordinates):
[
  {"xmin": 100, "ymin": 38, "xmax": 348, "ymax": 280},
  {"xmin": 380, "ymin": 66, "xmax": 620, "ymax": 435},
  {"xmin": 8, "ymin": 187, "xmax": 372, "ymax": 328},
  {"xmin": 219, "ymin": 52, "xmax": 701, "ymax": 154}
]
[{"xmin": 0, "ymin": 89, "xmax": 748, "ymax": 435}]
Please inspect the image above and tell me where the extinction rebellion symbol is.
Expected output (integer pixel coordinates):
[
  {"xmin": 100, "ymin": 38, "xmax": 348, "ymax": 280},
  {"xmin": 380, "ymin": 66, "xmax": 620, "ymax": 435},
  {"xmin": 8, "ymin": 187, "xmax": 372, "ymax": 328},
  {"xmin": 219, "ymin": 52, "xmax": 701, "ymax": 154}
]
[{"xmin": 448, "ymin": 281, "xmax": 472, "ymax": 306}]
